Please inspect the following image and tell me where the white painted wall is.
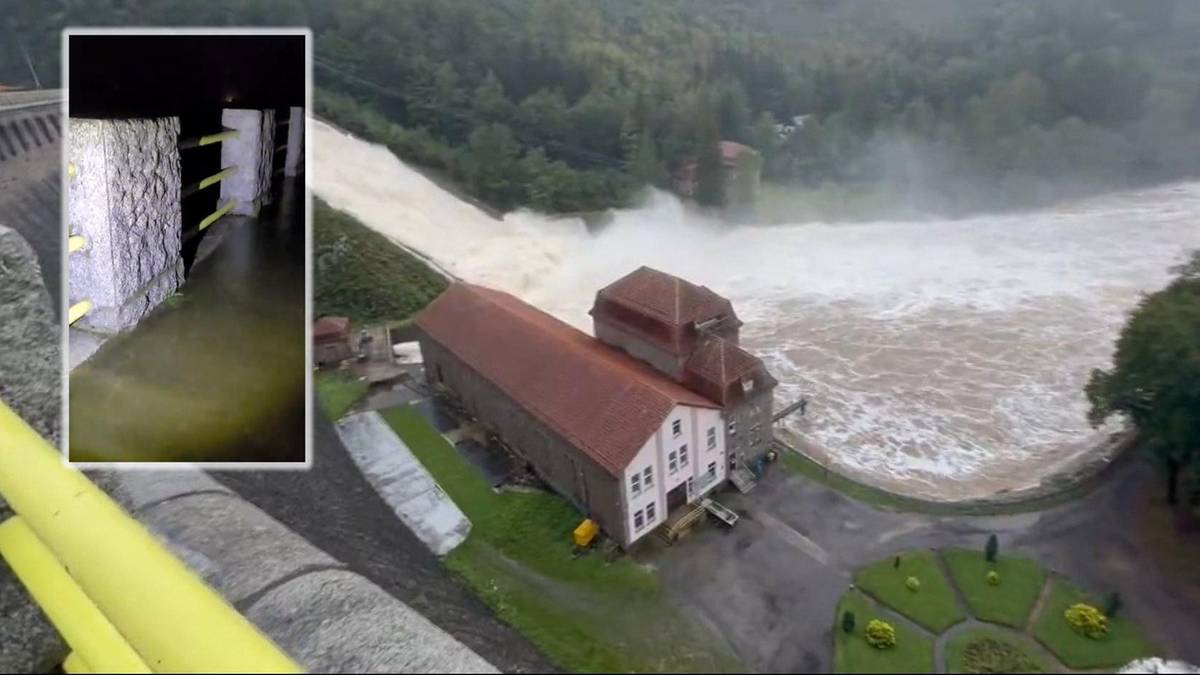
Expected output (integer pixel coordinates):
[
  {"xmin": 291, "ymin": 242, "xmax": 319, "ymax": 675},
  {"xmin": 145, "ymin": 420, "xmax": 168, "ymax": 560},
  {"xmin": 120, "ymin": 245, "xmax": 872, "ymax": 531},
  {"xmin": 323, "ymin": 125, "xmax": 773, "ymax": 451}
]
[{"xmin": 621, "ymin": 404, "xmax": 725, "ymax": 545}]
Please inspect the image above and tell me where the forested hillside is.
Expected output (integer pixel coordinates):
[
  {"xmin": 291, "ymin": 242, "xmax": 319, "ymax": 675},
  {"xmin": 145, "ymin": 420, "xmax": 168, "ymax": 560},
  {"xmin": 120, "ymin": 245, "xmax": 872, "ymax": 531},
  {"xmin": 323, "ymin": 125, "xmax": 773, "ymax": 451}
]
[{"xmin": 9, "ymin": 0, "xmax": 1200, "ymax": 217}]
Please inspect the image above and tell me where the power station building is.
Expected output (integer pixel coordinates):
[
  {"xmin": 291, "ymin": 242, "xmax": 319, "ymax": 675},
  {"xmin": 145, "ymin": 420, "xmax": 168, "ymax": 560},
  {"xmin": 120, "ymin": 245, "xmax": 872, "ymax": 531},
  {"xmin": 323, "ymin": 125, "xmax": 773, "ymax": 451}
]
[{"xmin": 415, "ymin": 267, "xmax": 776, "ymax": 547}]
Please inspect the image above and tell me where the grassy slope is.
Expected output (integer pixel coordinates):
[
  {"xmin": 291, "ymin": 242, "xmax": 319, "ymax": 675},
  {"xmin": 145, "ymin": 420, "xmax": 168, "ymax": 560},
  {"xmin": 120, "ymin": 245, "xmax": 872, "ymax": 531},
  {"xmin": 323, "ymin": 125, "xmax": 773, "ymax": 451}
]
[
  {"xmin": 1032, "ymin": 579, "xmax": 1156, "ymax": 670},
  {"xmin": 314, "ymin": 198, "xmax": 447, "ymax": 325},
  {"xmin": 853, "ymin": 550, "xmax": 967, "ymax": 633},
  {"xmin": 381, "ymin": 405, "xmax": 742, "ymax": 673},
  {"xmin": 314, "ymin": 370, "xmax": 369, "ymax": 421},
  {"xmin": 944, "ymin": 628, "xmax": 1051, "ymax": 674},
  {"xmin": 834, "ymin": 590, "xmax": 935, "ymax": 674},
  {"xmin": 942, "ymin": 549, "xmax": 1046, "ymax": 628}
]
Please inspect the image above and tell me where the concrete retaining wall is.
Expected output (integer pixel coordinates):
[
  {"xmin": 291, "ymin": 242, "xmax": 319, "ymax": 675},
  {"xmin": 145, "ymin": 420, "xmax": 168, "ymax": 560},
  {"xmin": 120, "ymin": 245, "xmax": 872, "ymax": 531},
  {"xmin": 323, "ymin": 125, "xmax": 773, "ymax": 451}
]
[
  {"xmin": 220, "ymin": 108, "xmax": 275, "ymax": 215},
  {"xmin": 284, "ymin": 106, "xmax": 303, "ymax": 177},
  {"xmin": 68, "ymin": 117, "xmax": 183, "ymax": 333},
  {"xmin": 334, "ymin": 411, "xmax": 470, "ymax": 556}
]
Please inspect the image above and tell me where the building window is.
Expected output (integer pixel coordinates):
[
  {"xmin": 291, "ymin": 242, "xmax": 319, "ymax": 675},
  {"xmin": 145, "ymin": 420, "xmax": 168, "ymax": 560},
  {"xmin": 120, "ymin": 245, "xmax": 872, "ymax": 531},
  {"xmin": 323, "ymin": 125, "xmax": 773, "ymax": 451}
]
[
  {"xmin": 743, "ymin": 377, "xmax": 755, "ymax": 393},
  {"xmin": 672, "ymin": 419, "xmax": 682, "ymax": 437},
  {"xmin": 644, "ymin": 466, "xmax": 653, "ymax": 487},
  {"xmin": 707, "ymin": 462, "xmax": 717, "ymax": 480},
  {"xmin": 680, "ymin": 444, "xmax": 688, "ymax": 466},
  {"xmin": 729, "ymin": 420, "xmax": 737, "ymax": 436},
  {"xmin": 707, "ymin": 427, "xmax": 717, "ymax": 449},
  {"xmin": 646, "ymin": 502, "xmax": 656, "ymax": 524},
  {"xmin": 631, "ymin": 472, "xmax": 641, "ymax": 496},
  {"xmin": 668, "ymin": 451, "xmax": 678, "ymax": 474},
  {"xmin": 634, "ymin": 509, "xmax": 645, "ymax": 532}
]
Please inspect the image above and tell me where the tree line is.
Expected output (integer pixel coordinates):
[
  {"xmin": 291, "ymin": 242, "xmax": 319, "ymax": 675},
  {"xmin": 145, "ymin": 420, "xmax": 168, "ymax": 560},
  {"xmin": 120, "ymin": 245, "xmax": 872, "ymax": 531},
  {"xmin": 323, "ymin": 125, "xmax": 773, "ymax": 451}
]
[{"xmin": 9, "ymin": 0, "xmax": 1200, "ymax": 216}]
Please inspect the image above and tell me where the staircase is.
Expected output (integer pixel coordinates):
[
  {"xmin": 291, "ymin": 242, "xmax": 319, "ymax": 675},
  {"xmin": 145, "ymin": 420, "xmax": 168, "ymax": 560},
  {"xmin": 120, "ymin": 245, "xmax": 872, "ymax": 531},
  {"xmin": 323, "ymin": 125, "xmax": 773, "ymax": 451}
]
[
  {"xmin": 729, "ymin": 462, "xmax": 758, "ymax": 493},
  {"xmin": 653, "ymin": 502, "xmax": 708, "ymax": 546}
]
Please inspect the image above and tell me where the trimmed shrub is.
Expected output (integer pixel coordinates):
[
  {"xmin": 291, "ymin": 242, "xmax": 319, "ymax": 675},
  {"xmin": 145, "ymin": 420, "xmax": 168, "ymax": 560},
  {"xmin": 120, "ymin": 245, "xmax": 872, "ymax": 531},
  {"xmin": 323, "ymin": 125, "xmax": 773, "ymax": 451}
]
[
  {"xmin": 1065, "ymin": 603, "xmax": 1109, "ymax": 639},
  {"xmin": 865, "ymin": 619, "xmax": 897, "ymax": 649},
  {"xmin": 842, "ymin": 610, "xmax": 856, "ymax": 634},
  {"xmin": 906, "ymin": 576, "xmax": 921, "ymax": 592},
  {"xmin": 985, "ymin": 534, "xmax": 999, "ymax": 563},
  {"xmin": 986, "ymin": 570, "xmax": 1001, "ymax": 586}
]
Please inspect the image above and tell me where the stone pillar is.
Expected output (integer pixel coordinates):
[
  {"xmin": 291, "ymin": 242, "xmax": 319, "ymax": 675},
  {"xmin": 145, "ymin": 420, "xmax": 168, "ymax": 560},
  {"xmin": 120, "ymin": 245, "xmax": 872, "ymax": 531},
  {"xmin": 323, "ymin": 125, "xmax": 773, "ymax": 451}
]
[
  {"xmin": 284, "ymin": 106, "xmax": 304, "ymax": 177},
  {"xmin": 219, "ymin": 108, "xmax": 275, "ymax": 215},
  {"xmin": 68, "ymin": 117, "xmax": 184, "ymax": 334}
]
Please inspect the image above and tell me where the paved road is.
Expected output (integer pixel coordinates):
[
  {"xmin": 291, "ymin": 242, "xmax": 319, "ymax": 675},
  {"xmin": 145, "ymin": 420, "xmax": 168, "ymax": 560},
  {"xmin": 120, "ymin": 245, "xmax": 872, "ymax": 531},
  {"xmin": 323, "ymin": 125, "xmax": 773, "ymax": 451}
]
[{"xmin": 653, "ymin": 456, "xmax": 1200, "ymax": 673}]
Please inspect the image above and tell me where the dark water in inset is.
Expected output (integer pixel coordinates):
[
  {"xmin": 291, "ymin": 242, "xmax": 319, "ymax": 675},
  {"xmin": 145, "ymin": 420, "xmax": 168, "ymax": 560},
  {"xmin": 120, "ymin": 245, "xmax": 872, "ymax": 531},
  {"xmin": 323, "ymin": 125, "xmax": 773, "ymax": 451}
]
[{"xmin": 69, "ymin": 179, "xmax": 306, "ymax": 462}]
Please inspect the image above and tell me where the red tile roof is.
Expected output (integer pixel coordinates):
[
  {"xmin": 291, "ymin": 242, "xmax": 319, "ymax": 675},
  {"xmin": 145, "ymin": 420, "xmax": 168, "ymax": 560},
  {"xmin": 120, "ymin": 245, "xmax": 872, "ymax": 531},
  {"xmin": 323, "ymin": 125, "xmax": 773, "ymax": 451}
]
[
  {"xmin": 313, "ymin": 316, "xmax": 350, "ymax": 342},
  {"xmin": 719, "ymin": 140, "xmax": 758, "ymax": 165},
  {"xmin": 594, "ymin": 266, "xmax": 738, "ymax": 328},
  {"xmin": 685, "ymin": 337, "xmax": 763, "ymax": 386},
  {"xmin": 416, "ymin": 283, "xmax": 719, "ymax": 476}
]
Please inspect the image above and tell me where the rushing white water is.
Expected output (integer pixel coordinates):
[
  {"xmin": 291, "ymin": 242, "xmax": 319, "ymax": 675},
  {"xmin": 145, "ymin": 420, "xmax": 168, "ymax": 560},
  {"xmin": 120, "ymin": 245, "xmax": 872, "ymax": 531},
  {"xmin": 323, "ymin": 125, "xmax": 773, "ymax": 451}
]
[{"xmin": 312, "ymin": 120, "xmax": 1200, "ymax": 501}]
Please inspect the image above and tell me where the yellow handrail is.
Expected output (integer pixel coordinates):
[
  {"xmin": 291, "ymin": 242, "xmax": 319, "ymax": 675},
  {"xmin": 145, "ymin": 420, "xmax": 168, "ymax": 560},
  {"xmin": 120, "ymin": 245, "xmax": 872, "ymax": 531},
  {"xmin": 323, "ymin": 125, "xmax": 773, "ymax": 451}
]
[
  {"xmin": 68, "ymin": 300, "xmax": 92, "ymax": 325},
  {"xmin": 0, "ymin": 517, "xmax": 150, "ymax": 673},
  {"xmin": 198, "ymin": 200, "xmax": 237, "ymax": 231},
  {"xmin": 68, "ymin": 234, "xmax": 85, "ymax": 253},
  {"xmin": 0, "ymin": 402, "xmax": 303, "ymax": 673}
]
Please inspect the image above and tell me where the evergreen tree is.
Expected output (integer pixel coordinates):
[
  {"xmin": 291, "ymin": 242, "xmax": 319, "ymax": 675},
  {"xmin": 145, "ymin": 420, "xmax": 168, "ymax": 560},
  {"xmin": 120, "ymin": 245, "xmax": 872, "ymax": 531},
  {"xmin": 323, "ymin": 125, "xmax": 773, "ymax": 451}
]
[{"xmin": 694, "ymin": 114, "xmax": 725, "ymax": 207}]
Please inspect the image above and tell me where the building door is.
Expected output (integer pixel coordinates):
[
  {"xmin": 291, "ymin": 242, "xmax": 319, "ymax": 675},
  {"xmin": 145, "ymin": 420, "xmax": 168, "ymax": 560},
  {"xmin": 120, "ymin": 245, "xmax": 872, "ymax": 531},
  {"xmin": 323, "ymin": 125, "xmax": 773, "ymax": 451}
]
[{"xmin": 667, "ymin": 482, "xmax": 687, "ymax": 512}]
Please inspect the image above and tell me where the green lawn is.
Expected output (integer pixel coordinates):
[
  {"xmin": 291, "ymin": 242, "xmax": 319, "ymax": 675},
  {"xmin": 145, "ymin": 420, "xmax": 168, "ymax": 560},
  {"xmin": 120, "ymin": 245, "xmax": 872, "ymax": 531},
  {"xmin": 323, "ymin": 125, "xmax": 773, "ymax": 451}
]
[
  {"xmin": 942, "ymin": 549, "xmax": 1046, "ymax": 628},
  {"xmin": 381, "ymin": 405, "xmax": 742, "ymax": 673},
  {"xmin": 944, "ymin": 628, "xmax": 1052, "ymax": 674},
  {"xmin": 314, "ymin": 198, "xmax": 448, "ymax": 325},
  {"xmin": 834, "ymin": 590, "xmax": 935, "ymax": 674},
  {"xmin": 315, "ymin": 370, "xmax": 369, "ymax": 421},
  {"xmin": 1032, "ymin": 579, "xmax": 1156, "ymax": 670},
  {"xmin": 853, "ymin": 551, "xmax": 967, "ymax": 633}
]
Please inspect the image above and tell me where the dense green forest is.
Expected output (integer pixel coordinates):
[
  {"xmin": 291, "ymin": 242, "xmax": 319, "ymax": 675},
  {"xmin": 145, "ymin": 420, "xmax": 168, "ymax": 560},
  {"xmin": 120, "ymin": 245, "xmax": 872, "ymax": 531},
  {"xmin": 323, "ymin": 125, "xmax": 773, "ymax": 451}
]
[{"xmin": 7, "ymin": 0, "xmax": 1200, "ymax": 217}]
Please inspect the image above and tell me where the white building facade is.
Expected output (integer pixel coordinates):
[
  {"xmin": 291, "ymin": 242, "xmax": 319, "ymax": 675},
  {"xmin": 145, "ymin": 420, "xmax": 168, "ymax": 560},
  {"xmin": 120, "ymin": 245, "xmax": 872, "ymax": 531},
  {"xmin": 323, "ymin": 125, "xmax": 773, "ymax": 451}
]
[{"xmin": 621, "ymin": 404, "xmax": 727, "ymax": 545}]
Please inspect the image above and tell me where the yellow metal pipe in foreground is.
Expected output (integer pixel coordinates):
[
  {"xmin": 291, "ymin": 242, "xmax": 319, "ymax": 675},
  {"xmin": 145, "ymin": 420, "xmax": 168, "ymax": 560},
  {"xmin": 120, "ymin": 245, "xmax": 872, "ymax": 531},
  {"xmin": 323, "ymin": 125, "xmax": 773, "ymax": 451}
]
[
  {"xmin": 68, "ymin": 300, "xmax": 91, "ymax": 325},
  {"xmin": 63, "ymin": 652, "xmax": 90, "ymax": 674},
  {"xmin": 199, "ymin": 166, "xmax": 239, "ymax": 190},
  {"xmin": 0, "ymin": 518, "xmax": 150, "ymax": 673},
  {"xmin": 68, "ymin": 235, "xmax": 85, "ymax": 253},
  {"xmin": 198, "ymin": 200, "xmax": 237, "ymax": 231},
  {"xmin": 0, "ymin": 403, "xmax": 303, "ymax": 673},
  {"xmin": 67, "ymin": 161, "xmax": 77, "ymax": 179}
]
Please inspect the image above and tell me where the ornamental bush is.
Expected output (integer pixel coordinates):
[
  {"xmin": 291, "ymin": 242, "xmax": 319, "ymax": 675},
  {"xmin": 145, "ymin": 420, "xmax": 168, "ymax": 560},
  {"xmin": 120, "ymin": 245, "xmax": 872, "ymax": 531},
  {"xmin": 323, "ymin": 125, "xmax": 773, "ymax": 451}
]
[
  {"xmin": 986, "ymin": 570, "xmax": 1001, "ymax": 586},
  {"xmin": 905, "ymin": 576, "xmax": 921, "ymax": 592},
  {"xmin": 865, "ymin": 619, "xmax": 897, "ymax": 649},
  {"xmin": 1065, "ymin": 603, "xmax": 1109, "ymax": 639}
]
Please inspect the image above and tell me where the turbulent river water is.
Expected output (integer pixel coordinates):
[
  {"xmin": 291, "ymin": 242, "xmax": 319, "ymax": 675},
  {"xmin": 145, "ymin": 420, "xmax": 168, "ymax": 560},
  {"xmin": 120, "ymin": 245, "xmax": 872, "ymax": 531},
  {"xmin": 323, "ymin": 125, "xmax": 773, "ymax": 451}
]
[{"xmin": 312, "ymin": 120, "xmax": 1200, "ymax": 501}]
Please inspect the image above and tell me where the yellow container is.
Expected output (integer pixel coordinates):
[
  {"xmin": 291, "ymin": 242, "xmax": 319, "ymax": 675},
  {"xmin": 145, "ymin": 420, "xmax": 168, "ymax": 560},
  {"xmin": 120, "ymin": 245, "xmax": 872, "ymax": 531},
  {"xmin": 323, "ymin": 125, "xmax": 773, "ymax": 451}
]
[{"xmin": 573, "ymin": 519, "xmax": 599, "ymax": 548}]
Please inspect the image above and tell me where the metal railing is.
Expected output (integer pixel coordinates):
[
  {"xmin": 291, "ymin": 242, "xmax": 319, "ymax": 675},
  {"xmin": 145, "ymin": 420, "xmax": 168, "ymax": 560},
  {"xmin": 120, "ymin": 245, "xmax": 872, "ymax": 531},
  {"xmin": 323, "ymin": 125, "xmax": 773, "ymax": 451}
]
[{"xmin": 0, "ymin": 401, "xmax": 303, "ymax": 673}]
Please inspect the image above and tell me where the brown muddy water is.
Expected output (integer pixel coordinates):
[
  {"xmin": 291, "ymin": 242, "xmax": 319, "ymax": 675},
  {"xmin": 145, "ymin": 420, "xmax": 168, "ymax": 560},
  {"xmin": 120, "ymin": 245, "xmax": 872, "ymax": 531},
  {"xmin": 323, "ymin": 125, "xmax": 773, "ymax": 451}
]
[
  {"xmin": 69, "ymin": 180, "xmax": 305, "ymax": 462},
  {"xmin": 313, "ymin": 121, "xmax": 1200, "ymax": 501}
]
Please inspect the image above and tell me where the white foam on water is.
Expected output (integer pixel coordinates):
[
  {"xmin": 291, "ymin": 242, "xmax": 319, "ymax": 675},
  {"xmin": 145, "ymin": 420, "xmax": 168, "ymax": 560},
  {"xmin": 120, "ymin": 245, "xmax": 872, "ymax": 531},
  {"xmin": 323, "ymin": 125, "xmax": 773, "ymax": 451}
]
[{"xmin": 312, "ymin": 120, "xmax": 1200, "ymax": 500}]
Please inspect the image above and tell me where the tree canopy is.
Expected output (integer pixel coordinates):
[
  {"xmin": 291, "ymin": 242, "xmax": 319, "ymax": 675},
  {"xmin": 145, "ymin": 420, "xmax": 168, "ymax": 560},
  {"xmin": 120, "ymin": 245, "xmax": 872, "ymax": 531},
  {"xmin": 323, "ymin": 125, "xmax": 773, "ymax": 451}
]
[
  {"xmin": 7, "ymin": 0, "xmax": 1200, "ymax": 215},
  {"xmin": 1086, "ymin": 251, "xmax": 1200, "ymax": 505}
]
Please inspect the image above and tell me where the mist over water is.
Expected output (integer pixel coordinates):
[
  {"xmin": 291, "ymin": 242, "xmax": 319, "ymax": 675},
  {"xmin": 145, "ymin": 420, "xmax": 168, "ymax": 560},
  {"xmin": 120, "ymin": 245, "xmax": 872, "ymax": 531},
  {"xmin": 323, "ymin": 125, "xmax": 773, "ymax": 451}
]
[{"xmin": 313, "ymin": 121, "xmax": 1200, "ymax": 500}]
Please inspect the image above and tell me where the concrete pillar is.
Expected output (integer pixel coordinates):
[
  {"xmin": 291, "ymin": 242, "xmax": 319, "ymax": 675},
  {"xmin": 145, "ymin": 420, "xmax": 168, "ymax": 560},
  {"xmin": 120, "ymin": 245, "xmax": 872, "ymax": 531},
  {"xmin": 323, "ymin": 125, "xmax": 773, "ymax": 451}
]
[
  {"xmin": 219, "ymin": 108, "xmax": 275, "ymax": 215},
  {"xmin": 284, "ymin": 106, "xmax": 303, "ymax": 177},
  {"xmin": 68, "ymin": 117, "xmax": 184, "ymax": 334}
]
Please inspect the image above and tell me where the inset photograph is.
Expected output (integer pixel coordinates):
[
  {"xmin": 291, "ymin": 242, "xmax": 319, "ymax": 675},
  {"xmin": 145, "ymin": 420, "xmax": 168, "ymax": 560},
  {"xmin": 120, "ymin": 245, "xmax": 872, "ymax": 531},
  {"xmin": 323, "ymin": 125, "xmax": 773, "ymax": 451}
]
[{"xmin": 64, "ymin": 29, "xmax": 310, "ymax": 464}]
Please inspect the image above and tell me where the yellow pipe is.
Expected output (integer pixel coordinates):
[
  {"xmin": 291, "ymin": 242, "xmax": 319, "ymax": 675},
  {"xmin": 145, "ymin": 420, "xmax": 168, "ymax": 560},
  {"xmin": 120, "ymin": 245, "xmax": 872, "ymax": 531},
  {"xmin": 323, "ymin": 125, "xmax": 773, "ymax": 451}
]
[
  {"xmin": 199, "ymin": 129, "xmax": 239, "ymax": 146},
  {"xmin": 0, "ymin": 403, "xmax": 303, "ymax": 673},
  {"xmin": 68, "ymin": 234, "xmax": 85, "ymax": 253},
  {"xmin": 68, "ymin": 161, "xmax": 77, "ymax": 179},
  {"xmin": 198, "ymin": 166, "xmax": 239, "ymax": 190},
  {"xmin": 198, "ymin": 200, "xmax": 237, "ymax": 231},
  {"xmin": 68, "ymin": 300, "xmax": 92, "ymax": 325},
  {"xmin": 63, "ymin": 652, "xmax": 91, "ymax": 674},
  {"xmin": 0, "ymin": 518, "xmax": 150, "ymax": 673}
]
